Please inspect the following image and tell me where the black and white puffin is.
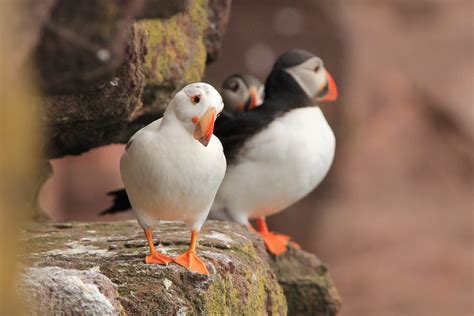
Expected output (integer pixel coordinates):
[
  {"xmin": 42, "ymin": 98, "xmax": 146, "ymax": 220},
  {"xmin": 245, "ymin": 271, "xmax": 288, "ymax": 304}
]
[
  {"xmin": 221, "ymin": 73, "xmax": 264, "ymax": 115},
  {"xmin": 120, "ymin": 83, "xmax": 226, "ymax": 274},
  {"xmin": 100, "ymin": 74, "xmax": 264, "ymax": 216},
  {"xmin": 210, "ymin": 49, "xmax": 338, "ymax": 255}
]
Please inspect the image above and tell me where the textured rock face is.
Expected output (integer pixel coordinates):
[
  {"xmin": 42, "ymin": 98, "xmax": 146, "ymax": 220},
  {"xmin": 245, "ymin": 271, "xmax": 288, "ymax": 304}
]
[
  {"xmin": 204, "ymin": 0, "xmax": 232, "ymax": 63},
  {"xmin": 44, "ymin": 24, "xmax": 147, "ymax": 157},
  {"xmin": 270, "ymin": 248, "xmax": 341, "ymax": 316},
  {"xmin": 138, "ymin": 0, "xmax": 190, "ymax": 20},
  {"xmin": 128, "ymin": 0, "xmax": 211, "ymax": 137},
  {"xmin": 19, "ymin": 220, "xmax": 340, "ymax": 315},
  {"xmin": 20, "ymin": 267, "xmax": 123, "ymax": 316},
  {"xmin": 23, "ymin": 0, "xmax": 231, "ymax": 158},
  {"xmin": 34, "ymin": 0, "xmax": 144, "ymax": 94}
]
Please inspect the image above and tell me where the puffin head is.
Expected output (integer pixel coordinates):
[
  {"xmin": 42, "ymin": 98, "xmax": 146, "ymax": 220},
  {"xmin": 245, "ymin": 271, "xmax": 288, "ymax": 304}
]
[
  {"xmin": 167, "ymin": 82, "xmax": 224, "ymax": 147},
  {"xmin": 221, "ymin": 74, "xmax": 264, "ymax": 114},
  {"xmin": 266, "ymin": 49, "xmax": 338, "ymax": 103}
]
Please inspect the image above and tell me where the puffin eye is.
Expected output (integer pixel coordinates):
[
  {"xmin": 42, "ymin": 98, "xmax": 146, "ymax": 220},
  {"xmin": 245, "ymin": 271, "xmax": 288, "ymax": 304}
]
[
  {"xmin": 230, "ymin": 81, "xmax": 239, "ymax": 92},
  {"xmin": 314, "ymin": 65, "xmax": 321, "ymax": 72},
  {"xmin": 191, "ymin": 95, "xmax": 201, "ymax": 104}
]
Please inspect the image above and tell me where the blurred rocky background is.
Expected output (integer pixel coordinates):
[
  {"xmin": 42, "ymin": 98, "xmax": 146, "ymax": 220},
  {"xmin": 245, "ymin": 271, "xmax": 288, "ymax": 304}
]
[{"xmin": 38, "ymin": 0, "xmax": 473, "ymax": 315}]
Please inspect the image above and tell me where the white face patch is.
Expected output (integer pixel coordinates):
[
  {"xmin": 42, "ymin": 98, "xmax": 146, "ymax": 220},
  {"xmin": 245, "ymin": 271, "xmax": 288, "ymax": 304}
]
[
  {"xmin": 284, "ymin": 57, "xmax": 327, "ymax": 99},
  {"xmin": 222, "ymin": 77, "xmax": 249, "ymax": 113},
  {"xmin": 168, "ymin": 83, "xmax": 224, "ymax": 131}
]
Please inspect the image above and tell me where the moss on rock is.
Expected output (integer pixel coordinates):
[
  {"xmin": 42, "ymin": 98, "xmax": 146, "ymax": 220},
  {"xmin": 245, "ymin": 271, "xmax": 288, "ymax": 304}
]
[
  {"xmin": 20, "ymin": 220, "xmax": 287, "ymax": 315},
  {"xmin": 113, "ymin": 0, "xmax": 212, "ymax": 144},
  {"xmin": 138, "ymin": 0, "xmax": 208, "ymax": 88},
  {"xmin": 19, "ymin": 220, "xmax": 341, "ymax": 315},
  {"xmin": 270, "ymin": 246, "xmax": 342, "ymax": 316}
]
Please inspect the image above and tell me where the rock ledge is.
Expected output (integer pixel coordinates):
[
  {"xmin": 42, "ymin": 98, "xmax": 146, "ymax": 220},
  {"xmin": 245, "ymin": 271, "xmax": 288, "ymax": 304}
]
[{"xmin": 20, "ymin": 220, "xmax": 340, "ymax": 315}]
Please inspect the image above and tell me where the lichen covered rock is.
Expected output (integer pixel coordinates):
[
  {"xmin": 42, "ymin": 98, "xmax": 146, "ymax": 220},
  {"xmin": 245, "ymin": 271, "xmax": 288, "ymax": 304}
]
[
  {"xmin": 21, "ymin": 220, "xmax": 287, "ymax": 315},
  {"xmin": 19, "ymin": 220, "xmax": 341, "ymax": 315},
  {"xmin": 134, "ymin": 0, "xmax": 210, "ymax": 120},
  {"xmin": 27, "ymin": 0, "xmax": 231, "ymax": 157},
  {"xmin": 100, "ymin": 0, "xmax": 233, "ymax": 149}
]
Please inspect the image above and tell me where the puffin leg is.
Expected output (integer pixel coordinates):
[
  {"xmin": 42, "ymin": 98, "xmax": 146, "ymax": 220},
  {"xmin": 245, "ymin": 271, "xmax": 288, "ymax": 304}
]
[
  {"xmin": 174, "ymin": 230, "xmax": 209, "ymax": 275},
  {"xmin": 255, "ymin": 217, "xmax": 300, "ymax": 255},
  {"xmin": 248, "ymin": 222, "xmax": 301, "ymax": 248},
  {"xmin": 143, "ymin": 228, "xmax": 173, "ymax": 265},
  {"xmin": 255, "ymin": 217, "xmax": 288, "ymax": 255}
]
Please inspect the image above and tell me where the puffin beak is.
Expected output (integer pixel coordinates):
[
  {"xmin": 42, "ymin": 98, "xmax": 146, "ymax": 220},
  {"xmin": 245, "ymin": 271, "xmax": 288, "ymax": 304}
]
[
  {"xmin": 318, "ymin": 69, "xmax": 338, "ymax": 102},
  {"xmin": 193, "ymin": 108, "xmax": 216, "ymax": 147},
  {"xmin": 248, "ymin": 86, "xmax": 259, "ymax": 110}
]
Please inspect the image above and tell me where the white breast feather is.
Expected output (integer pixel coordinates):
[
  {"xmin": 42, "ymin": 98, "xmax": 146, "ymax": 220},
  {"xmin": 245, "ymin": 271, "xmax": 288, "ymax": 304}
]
[
  {"xmin": 212, "ymin": 107, "xmax": 335, "ymax": 224},
  {"xmin": 120, "ymin": 119, "xmax": 226, "ymax": 231}
]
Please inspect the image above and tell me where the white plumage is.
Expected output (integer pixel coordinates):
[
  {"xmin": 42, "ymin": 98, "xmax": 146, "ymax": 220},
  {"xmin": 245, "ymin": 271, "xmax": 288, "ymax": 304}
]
[
  {"xmin": 212, "ymin": 106, "xmax": 335, "ymax": 225},
  {"xmin": 121, "ymin": 119, "xmax": 226, "ymax": 231},
  {"xmin": 120, "ymin": 82, "xmax": 226, "ymax": 274},
  {"xmin": 209, "ymin": 50, "xmax": 338, "ymax": 256}
]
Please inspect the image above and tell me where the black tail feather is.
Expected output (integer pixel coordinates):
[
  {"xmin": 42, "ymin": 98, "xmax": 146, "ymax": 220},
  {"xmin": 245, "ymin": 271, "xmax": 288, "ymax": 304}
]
[{"xmin": 100, "ymin": 189, "xmax": 132, "ymax": 215}]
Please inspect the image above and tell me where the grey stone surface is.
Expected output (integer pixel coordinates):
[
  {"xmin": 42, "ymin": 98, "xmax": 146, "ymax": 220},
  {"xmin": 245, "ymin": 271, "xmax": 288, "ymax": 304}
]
[
  {"xmin": 20, "ymin": 266, "xmax": 123, "ymax": 316},
  {"xmin": 19, "ymin": 220, "xmax": 341, "ymax": 315}
]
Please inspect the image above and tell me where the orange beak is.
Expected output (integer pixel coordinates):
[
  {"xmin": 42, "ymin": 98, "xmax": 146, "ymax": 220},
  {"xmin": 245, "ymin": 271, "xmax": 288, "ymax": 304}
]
[
  {"xmin": 248, "ymin": 86, "xmax": 258, "ymax": 110},
  {"xmin": 318, "ymin": 69, "xmax": 338, "ymax": 102},
  {"xmin": 193, "ymin": 108, "xmax": 216, "ymax": 146}
]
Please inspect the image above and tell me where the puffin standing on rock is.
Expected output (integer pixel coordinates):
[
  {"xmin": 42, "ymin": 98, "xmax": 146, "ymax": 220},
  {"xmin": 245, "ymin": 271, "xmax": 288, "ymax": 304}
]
[
  {"xmin": 211, "ymin": 49, "xmax": 338, "ymax": 256},
  {"xmin": 100, "ymin": 74, "xmax": 264, "ymax": 216},
  {"xmin": 120, "ymin": 83, "xmax": 226, "ymax": 274}
]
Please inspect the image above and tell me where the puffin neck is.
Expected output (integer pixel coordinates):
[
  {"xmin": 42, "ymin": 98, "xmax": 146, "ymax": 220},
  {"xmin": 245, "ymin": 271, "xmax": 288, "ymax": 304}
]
[
  {"xmin": 161, "ymin": 110, "xmax": 194, "ymax": 136},
  {"xmin": 263, "ymin": 69, "xmax": 314, "ymax": 112}
]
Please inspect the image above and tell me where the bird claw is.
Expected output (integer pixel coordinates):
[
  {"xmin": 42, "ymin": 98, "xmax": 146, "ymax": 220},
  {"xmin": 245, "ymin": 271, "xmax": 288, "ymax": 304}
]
[
  {"xmin": 258, "ymin": 231, "xmax": 294, "ymax": 256},
  {"xmin": 145, "ymin": 252, "xmax": 173, "ymax": 265},
  {"xmin": 273, "ymin": 233, "xmax": 302, "ymax": 249},
  {"xmin": 174, "ymin": 251, "xmax": 209, "ymax": 275}
]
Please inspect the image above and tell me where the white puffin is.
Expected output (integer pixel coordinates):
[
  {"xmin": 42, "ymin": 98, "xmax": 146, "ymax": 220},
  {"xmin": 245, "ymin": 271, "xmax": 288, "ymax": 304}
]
[
  {"xmin": 211, "ymin": 49, "xmax": 339, "ymax": 255},
  {"xmin": 100, "ymin": 74, "xmax": 264, "ymax": 216},
  {"xmin": 120, "ymin": 82, "xmax": 226, "ymax": 274}
]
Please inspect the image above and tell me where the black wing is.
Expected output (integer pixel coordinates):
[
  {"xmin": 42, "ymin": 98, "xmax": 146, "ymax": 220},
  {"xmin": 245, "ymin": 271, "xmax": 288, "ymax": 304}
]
[
  {"xmin": 100, "ymin": 189, "xmax": 131, "ymax": 215},
  {"xmin": 214, "ymin": 105, "xmax": 281, "ymax": 164}
]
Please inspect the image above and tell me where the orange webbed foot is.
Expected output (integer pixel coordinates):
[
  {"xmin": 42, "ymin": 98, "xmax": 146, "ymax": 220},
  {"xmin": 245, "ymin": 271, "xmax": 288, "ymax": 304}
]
[
  {"xmin": 174, "ymin": 251, "xmax": 209, "ymax": 275},
  {"xmin": 259, "ymin": 231, "xmax": 290, "ymax": 256},
  {"xmin": 269, "ymin": 231, "xmax": 302, "ymax": 250},
  {"xmin": 254, "ymin": 217, "xmax": 301, "ymax": 256},
  {"xmin": 145, "ymin": 252, "xmax": 173, "ymax": 265}
]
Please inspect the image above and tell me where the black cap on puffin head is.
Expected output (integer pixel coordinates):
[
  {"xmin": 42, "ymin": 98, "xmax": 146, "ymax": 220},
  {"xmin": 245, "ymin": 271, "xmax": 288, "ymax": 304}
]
[
  {"xmin": 265, "ymin": 49, "xmax": 338, "ymax": 104},
  {"xmin": 222, "ymin": 74, "xmax": 264, "ymax": 114},
  {"xmin": 272, "ymin": 49, "xmax": 315, "ymax": 69}
]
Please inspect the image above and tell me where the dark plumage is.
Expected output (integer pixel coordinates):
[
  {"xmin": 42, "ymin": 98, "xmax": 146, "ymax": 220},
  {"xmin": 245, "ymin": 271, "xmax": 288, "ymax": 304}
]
[
  {"xmin": 100, "ymin": 189, "xmax": 131, "ymax": 215},
  {"xmin": 210, "ymin": 49, "xmax": 339, "ymax": 255},
  {"xmin": 215, "ymin": 51, "xmax": 314, "ymax": 164}
]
